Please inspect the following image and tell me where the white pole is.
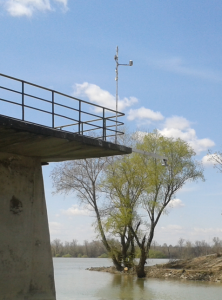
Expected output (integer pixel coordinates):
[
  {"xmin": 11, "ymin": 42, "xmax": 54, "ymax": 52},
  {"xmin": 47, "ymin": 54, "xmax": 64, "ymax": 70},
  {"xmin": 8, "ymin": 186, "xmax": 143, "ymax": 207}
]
[
  {"xmin": 114, "ymin": 46, "xmax": 133, "ymax": 144},
  {"xmin": 115, "ymin": 46, "xmax": 118, "ymax": 144}
]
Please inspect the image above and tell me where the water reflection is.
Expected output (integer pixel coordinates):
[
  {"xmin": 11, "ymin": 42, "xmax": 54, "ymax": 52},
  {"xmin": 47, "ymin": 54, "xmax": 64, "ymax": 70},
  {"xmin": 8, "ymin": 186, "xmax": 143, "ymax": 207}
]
[
  {"xmin": 53, "ymin": 258, "xmax": 222, "ymax": 300},
  {"xmin": 96, "ymin": 274, "xmax": 222, "ymax": 300},
  {"xmin": 97, "ymin": 274, "xmax": 154, "ymax": 300},
  {"xmin": 136, "ymin": 278, "xmax": 145, "ymax": 292}
]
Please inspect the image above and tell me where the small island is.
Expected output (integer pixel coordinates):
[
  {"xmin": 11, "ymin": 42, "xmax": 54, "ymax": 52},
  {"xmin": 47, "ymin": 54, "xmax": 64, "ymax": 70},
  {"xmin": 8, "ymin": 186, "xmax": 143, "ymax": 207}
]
[{"xmin": 88, "ymin": 253, "xmax": 222, "ymax": 283}]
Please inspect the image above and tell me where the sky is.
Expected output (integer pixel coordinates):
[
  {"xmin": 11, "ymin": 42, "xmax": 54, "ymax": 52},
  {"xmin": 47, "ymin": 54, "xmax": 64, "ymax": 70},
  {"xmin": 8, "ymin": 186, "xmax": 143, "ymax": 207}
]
[{"xmin": 0, "ymin": 0, "xmax": 222, "ymax": 246}]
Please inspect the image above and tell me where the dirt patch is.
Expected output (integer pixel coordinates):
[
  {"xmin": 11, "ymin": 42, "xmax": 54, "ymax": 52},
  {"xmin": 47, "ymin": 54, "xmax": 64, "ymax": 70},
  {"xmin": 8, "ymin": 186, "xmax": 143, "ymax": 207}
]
[
  {"xmin": 87, "ymin": 254, "xmax": 222, "ymax": 283},
  {"xmin": 87, "ymin": 266, "xmax": 136, "ymax": 275}
]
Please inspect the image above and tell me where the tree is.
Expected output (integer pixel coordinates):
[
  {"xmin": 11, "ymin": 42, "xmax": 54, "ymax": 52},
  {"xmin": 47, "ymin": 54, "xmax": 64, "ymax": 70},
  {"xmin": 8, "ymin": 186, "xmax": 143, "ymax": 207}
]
[
  {"xmin": 178, "ymin": 238, "xmax": 185, "ymax": 258},
  {"xmin": 212, "ymin": 237, "xmax": 222, "ymax": 254},
  {"xmin": 51, "ymin": 239, "xmax": 64, "ymax": 257},
  {"xmin": 208, "ymin": 150, "xmax": 222, "ymax": 173},
  {"xmin": 102, "ymin": 151, "xmax": 148, "ymax": 268},
  {"xmin": 103, "ymin": 131, "xmax": 204, "ymax": 277},
  {"xmin": 102, "ymin": 202, "xmax": 136, "ymax": 268},
  {"xmin": 51, "ymin": 157, "xmax": 123, "ymax": 270}
]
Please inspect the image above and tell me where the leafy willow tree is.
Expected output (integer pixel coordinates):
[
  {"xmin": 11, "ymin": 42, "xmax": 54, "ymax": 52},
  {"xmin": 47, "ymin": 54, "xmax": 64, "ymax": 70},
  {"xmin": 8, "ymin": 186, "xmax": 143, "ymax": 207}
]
[
  {"xmin": 102, "ymin": 153, "xmax": 146, "ymax": 268},
  {"xmin": 103, "ymin": 131, "xmax": 204, "ymax": 278}
]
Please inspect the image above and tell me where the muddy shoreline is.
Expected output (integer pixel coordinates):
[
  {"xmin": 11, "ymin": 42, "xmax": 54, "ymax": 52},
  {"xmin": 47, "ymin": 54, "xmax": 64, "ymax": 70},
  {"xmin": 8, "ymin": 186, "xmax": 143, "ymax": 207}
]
[{"xmin": 87, "ymin": 254, "xmax": 222, "ymax": 283}]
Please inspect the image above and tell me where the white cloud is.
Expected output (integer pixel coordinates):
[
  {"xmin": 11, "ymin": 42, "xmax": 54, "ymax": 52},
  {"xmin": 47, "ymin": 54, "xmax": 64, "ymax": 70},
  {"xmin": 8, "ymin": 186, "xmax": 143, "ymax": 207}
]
[
  {"xmin": 127, "ymin": 107, "xmax": 164, "ymax": 121},
  {"xmin": 55, "ymin": 0, "xmax": 67, "ymax": 5},
  {"xmin": 62, "ymin": 204, "xmax": 91, "ymax": 216},
  {"xmin": 192, "ymin": 227, "xmax": 222, "ymax": 235},
  {"xmin": 202, "ymin": 153, "xmax": 222, "ymax": 168},
  {"xmin": 164, "ymin": 116, "xmax": 190, "ymax": 131},
  {"xmin": 202, "ymin": 154, "xmax": 215, "ymax": 167},
  {"xmin": 148, "ymin": 56, "xmax": 222, "ymax": 82},
  {"xmin": 189, "ymin": 139, "xmax": 215, "ymax": 154},
  {"xmin": 73, "ymin": 83, "xmax": 214, "ymax": 156},
  {"xmin": 132, "ymin": 130, "xmax": 148, "ymax": 142},
  {"xmin": 49, "ymin": 221, "xmax": 63, "ymax": 235},
  {"xmin": 73, "ymin": 82, "xmax": 138, "ymax": 112},
  {"xmin": 169, "ymin": 198, "xmax": 185, "ymax": 208},
  {"xmin": 161, "ymin": 224, "xmax": 183, "ymax": 231},
  {"xmin": 159, "ymin": 116, "xmax": 215, "ymax": 154},
  {"xmin": 4, "ymin": 0, "xmax": 68, "ymax": 17},
  {"xmin": 155, "ymin": 225, "xmax": 222, "ymax": 245}
]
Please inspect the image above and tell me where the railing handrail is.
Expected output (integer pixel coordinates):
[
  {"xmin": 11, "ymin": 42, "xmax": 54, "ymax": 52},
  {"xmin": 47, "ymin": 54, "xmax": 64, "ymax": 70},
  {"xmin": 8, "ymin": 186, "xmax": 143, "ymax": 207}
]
[
  {"xmin": 0, "ymin": 73, "xmax": 125, "ymax": 142},
  {"xmin": 0, "ymin": 73, "xmax": 124, "ymax": 116}
]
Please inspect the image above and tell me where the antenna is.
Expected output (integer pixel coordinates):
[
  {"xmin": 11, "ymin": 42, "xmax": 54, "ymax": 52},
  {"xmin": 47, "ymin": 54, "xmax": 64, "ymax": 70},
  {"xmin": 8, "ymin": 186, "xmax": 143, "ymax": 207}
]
[{"xmin": 114, "ymin": 46, "xmax": 133, "ymax": 144}]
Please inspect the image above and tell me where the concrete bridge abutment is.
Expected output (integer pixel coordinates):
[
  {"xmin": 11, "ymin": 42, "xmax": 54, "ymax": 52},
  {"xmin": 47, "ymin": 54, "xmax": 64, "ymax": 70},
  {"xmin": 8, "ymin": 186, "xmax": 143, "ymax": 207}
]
[{"xmin": 0, "ymin": 153, "xmax": 55, "ymax": 300}]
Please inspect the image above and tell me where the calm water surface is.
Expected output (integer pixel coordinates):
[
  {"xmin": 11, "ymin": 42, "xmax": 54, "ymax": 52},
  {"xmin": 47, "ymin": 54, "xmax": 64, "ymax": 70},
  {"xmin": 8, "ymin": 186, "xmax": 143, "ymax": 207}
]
[{"xmin": 53, "ymin": 258, "xmax": 222, "ymax": 300}]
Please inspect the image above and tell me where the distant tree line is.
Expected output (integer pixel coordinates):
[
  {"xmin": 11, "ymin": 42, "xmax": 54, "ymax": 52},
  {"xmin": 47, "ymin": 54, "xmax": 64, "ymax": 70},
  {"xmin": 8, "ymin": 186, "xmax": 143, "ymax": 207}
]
[
  {"xmin": 150, "ymin": 237, "xmax": 222, "ymax": 259},
  {"xmin": 51, "ymin": 237, "xmax": 222, "ymax": 259},
  {"xmin": 51, "ymin": 239, "xmax": 108, "ymax": 258}
]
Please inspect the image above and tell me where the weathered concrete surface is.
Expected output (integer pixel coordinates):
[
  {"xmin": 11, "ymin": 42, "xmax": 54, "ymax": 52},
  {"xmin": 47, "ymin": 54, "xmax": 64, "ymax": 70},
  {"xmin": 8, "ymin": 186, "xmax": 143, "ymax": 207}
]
[
  {"xmin": 0, "ymin": 153, "xmax": 55, "ymax": 300},
  {"xmin": 0, "ymin": 115, "xmax": 132, "ymax": 162}
]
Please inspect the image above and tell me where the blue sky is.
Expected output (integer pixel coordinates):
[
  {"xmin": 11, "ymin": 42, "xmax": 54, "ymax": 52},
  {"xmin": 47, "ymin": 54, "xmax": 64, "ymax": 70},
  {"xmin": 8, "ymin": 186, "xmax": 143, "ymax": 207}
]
[{"xmin": 1, "ymin": 0, "xmax": 222, "ymax": 245}]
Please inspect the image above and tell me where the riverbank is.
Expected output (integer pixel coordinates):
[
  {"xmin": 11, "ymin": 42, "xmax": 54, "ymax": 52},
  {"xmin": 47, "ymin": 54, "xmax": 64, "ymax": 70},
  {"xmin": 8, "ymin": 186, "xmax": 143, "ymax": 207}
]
[{"xmin": 87, "ymin": 253, "xmax": 222, "ymax": 283}]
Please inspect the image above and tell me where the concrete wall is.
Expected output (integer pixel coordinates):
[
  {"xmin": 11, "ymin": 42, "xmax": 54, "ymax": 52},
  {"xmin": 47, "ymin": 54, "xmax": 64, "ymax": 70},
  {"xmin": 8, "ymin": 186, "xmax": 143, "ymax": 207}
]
[{"xmin": 0, "ymin": 153, "xmax": 56, "ymax": 300}]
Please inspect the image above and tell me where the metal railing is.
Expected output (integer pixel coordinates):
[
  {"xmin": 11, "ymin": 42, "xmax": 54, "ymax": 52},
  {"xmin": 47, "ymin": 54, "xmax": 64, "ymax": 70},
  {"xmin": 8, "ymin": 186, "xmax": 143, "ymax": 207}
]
[{"xmin": 0, "ymin": 73, "xmax": 125, "ymax": 142}]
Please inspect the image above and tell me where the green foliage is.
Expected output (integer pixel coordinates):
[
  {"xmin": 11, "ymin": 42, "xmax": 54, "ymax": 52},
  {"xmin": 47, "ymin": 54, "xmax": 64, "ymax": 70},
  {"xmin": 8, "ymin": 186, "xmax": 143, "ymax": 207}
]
[
  {"xmin": 149, "ymin": 249, "xmax": 166, "ymax": 258},
  {"xmin": 102, "ymin": 130, "xmax": 204, "ymax": 275},
  {"xmin": 98, "ymin": 253, "xmax": 109, "ymax": 258},
  {"xmin": 55, "ymin": 254, "xmax": 61, "ymax": 257},
  {"xmin": 78, "ymin": 253, "xmax": 82, "ymax": 258},
  {"xmin": 82, "ymin": 254, "xmax": 88, "ymax": 258},
  {"xmin": 102, "ymin": 152, "xmax": 146, "ymax": 235},
  {"xmin": 62, "ymin": 253, "xmax": 72, "ymax": 258},
  {"xmin": 135, "ymin": 247, "xmax": 141, "ymax": 258},
  {"xmin": 104, "ymin": 131, "xmax": 204, "ymax": 225}
]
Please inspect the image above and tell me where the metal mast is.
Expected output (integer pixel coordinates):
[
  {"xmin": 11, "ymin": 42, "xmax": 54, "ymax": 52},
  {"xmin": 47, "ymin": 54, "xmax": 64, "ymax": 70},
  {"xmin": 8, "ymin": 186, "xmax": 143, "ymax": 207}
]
[{"xmin": 114, "ymin": 46, "xmax": 133, "ymax": 144}]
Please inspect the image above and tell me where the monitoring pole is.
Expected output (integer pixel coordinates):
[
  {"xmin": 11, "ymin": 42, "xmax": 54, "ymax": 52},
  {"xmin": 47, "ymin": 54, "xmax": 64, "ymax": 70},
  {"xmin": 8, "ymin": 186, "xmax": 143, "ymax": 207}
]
[{"xmin": 114, "ymin": 46, "xmax": 133, "ymax": 143}]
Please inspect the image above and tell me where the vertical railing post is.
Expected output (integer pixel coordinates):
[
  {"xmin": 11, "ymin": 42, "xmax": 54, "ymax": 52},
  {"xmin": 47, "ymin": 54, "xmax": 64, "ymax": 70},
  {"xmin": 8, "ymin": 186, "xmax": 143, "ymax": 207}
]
[
  {"xmin": 103, "ymin": 108, "xmax": 106, "ymax": 141},
  {"xmin": 22, "ymin": 81, "xmax": 24, "ymax": 121},
  {"xmin": 81, "ymin": 122, "xmax": 83, "ymax": 135},
  {"xmin": 52, "ymin": 91, "xmax": 54, "ymax": 128},
  {"xmin": 79, "ymin": 100, "xmax": 81, "ymax": 134}
]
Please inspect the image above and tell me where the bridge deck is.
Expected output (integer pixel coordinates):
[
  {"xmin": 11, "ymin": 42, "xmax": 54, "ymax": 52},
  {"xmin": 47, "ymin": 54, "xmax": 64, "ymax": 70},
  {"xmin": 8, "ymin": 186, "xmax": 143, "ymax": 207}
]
[
  {"xmin": 0, "ymin": 115, "xmax": 132, "ymax": 162},
  {"xmin": 0, "ymin": 115, "xmax": 132, "ymax": 163}
]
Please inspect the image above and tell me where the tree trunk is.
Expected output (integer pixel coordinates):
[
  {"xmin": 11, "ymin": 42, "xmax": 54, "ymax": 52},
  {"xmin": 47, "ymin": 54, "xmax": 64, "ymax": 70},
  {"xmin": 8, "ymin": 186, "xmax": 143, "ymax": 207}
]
[
  {"xmin": 111, "ymin": 254, "xmax": 123, "ymax": 271},
  {"xmin": 94, "ymin": 203, "xmax": 123, "ymax": 271},
  {"xmin": 121, "ymin": 234, "xmax": 131, "ymax": 268},
  {"xmin": 127, "ymin": 235, "xmax": 135, "ymax": 269},
  {"xmin": 135, "ymin": 246, "xmax": 147, "ymax": 278},
  {"xmin": 129, "ymin": 225, "xmax": 147, "ymax": 277},
  {"xmin": 120, "ymin": 228, "xmax": 135, "ymax": 269}
]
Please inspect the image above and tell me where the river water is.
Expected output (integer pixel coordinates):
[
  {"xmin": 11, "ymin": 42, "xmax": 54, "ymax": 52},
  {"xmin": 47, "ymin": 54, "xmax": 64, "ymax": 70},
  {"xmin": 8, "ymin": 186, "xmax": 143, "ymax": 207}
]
[{"xmin": 53, "ymin": 258, "xmax": 222, "ymax": 300}]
